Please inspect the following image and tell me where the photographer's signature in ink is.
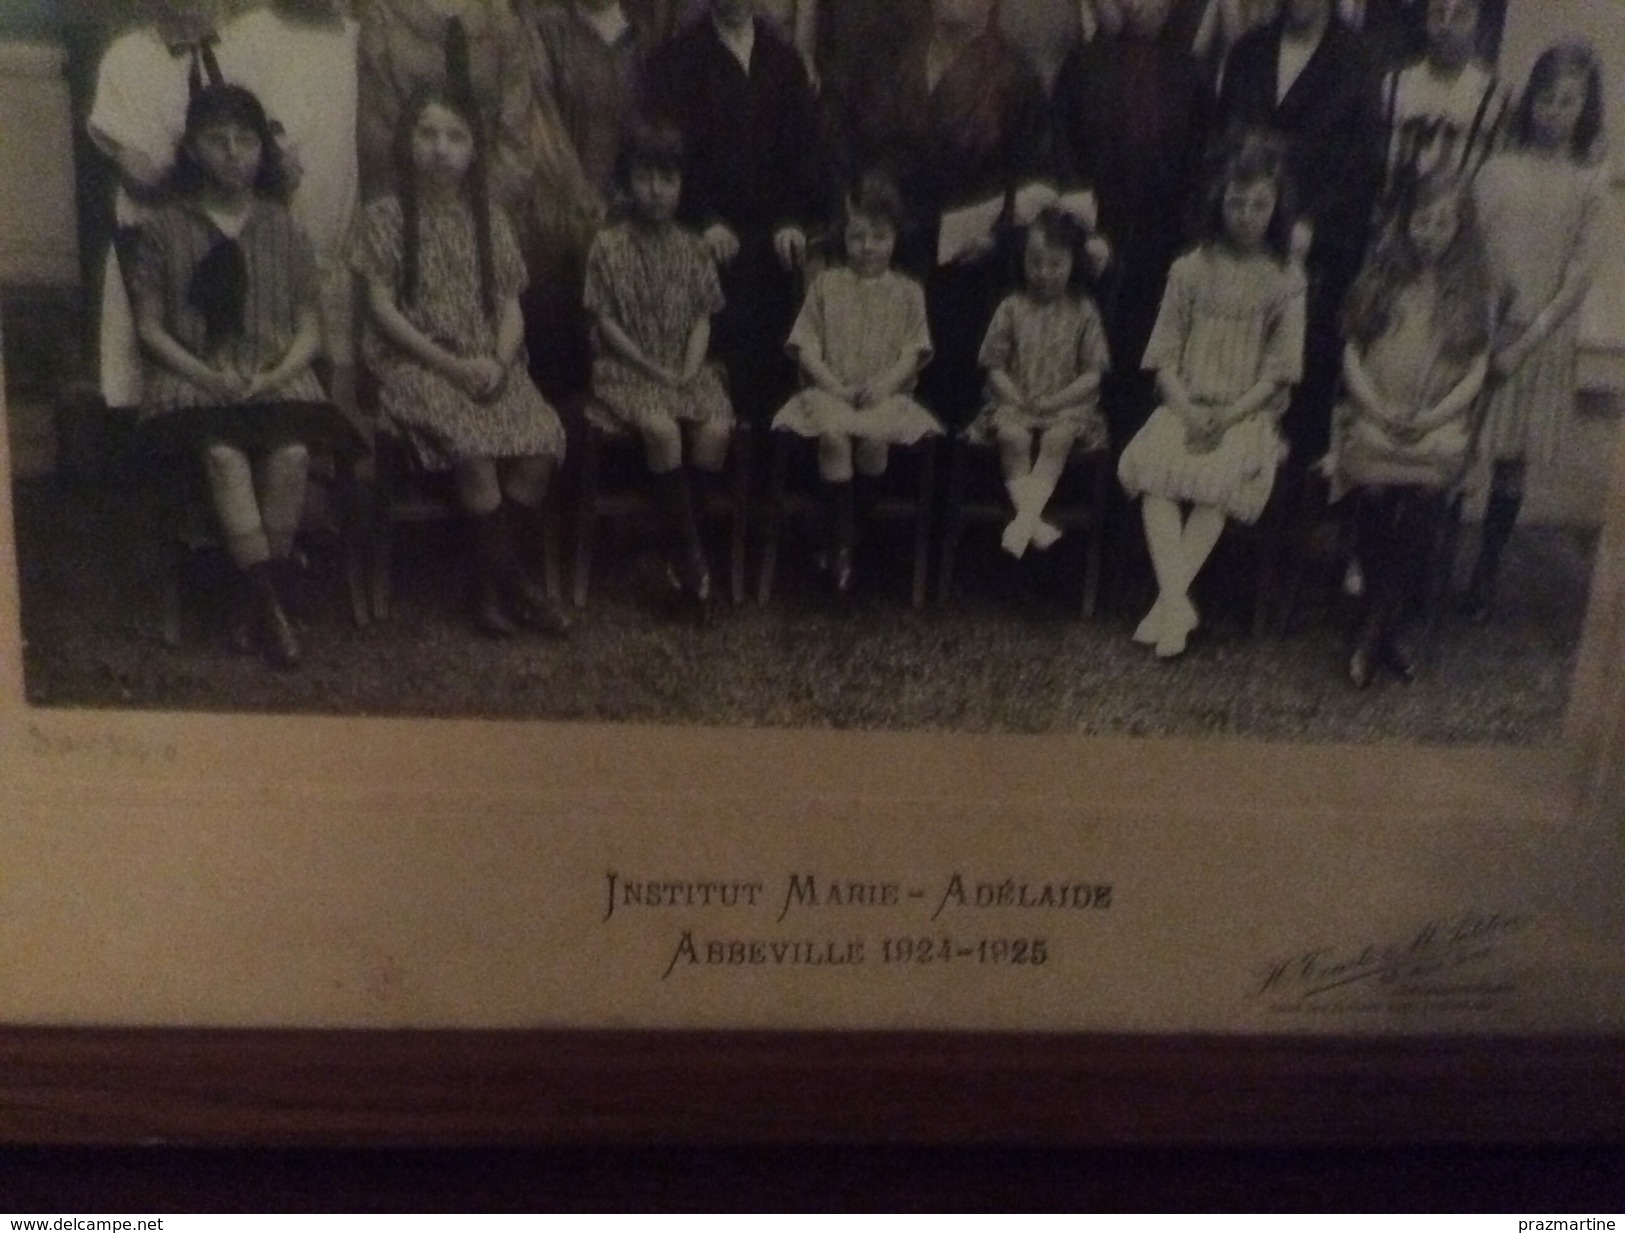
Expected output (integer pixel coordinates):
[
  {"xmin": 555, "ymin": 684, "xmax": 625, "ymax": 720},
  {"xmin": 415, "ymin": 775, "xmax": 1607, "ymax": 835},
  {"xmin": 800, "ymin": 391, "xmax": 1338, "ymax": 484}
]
[{"xmin": 1254, "ymin": 910, "xmax": 1527, "ymax": 1013}]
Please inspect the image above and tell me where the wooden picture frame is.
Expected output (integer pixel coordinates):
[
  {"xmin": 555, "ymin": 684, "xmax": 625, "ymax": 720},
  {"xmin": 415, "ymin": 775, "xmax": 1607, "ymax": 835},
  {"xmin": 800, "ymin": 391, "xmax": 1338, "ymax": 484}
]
[{"xmin": 2, "ymin": 0, "xmax": 1623, "ymax": 1147}]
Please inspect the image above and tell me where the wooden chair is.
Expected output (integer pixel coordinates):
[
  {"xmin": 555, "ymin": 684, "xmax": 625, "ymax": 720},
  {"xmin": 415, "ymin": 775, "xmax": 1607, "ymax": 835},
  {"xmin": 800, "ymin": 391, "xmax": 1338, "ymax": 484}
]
[
  {"xmin": 756, "ymin": 429, "xmax": 939, "ymax": 611},
  {"xmin": 1273, "ymin": 392, "xmax": 1490, "ymax": 647},
  {"xmin": 935, "ymin": 431, "xmax": 1113, "ymax": 617},
  {"xmin": 364, "ymin": 430, "xmax": 565, "ymax": 622},
  {"xmin": 571, "ymin": 404, "xmax": 752, "ymax": 608}
]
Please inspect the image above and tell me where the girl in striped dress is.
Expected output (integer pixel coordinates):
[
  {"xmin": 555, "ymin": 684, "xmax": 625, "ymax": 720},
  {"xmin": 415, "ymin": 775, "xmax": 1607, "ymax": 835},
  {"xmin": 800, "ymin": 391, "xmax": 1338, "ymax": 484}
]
[
  {"xmin": 1117, "ymin": 134, "xmax": 1305, "ymax": 658},
  {"xmin": 1462, "ymin": 42, "xmax": 1608, "ymax": 622}
]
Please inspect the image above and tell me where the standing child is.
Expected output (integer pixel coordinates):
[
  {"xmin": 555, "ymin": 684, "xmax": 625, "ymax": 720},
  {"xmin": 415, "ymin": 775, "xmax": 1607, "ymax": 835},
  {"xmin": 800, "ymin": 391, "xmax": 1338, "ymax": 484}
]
[
  {"xmin": 89, "ymin": 0, "xmax": 225, "ymax": 413},
  {"xmin": 1379, "ymin": 0, "xmax": 1509, "ymax": 202},
  {"xmin": 217, "ymin": 0, "xmax": 361, "ymax": 410},
  {"xmin": 130, "ymin": 85, "xmax": 363, "ymax": 668},
  {"xmin": 351, "ymin": 85, "xmax": 570, "ymax": 638},
  {"xmin": 583, "ymin": 119, "xmax": 734, "ymax": 608},
  {"xmin": 1330, "ymin": 171, "xmax": 1490, "ymax": 685},
  {"xmin": 1462, "ymin": 41, "xmax": 1608, "ymax": 623},
  {"xmin": 772, "ymin": 173, "xmax": 938, "ymax": 592},
  {"xmin": 972, "ymin": 206, "xmax": 1111, "ymax": 559},
  {"xmin": 1117, "ymin": 134, "xmax": 1305, "ymax": 658}
]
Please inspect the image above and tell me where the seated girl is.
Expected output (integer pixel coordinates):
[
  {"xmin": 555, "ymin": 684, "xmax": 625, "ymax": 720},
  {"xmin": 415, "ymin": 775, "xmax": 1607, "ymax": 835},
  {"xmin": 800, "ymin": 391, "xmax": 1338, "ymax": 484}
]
[
  {"xmin": 131, "ymin": 84, "xmax": 363, "ymax": 669},
  {"xmin": 1117, "ymin": 133, "xmax": 1306, "ymax": 659},
  {"xmin": 1330, "ymin": 170, "xmax": 1491, "ymax": 686},
  {"xmin": 583, "ymin": 119, "xmax": 735, "ymax": 610},
  {"xmin": 972, "ymin": 206, "xmax": 1111, "ymax": 559},
  {"xmin": 772, "ymin": 172, "xmax": 939, "ymax": 592},
  {"xmin": 352, "ymin": 84, "xmax": 569, "ymax": 638}
]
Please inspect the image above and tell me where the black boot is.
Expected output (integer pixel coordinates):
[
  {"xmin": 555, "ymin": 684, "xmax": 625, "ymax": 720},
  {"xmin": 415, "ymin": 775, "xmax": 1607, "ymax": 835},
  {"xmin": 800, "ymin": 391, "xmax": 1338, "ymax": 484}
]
[
  {"xmin": 506, "ymin": 499, "xmax": 571, "ymax": 637},
  {"xmin": 468, "ymin": 508, "xmax": 519, "ymax": 638},
  {"xmin": 1463, "ymin": 468, "xmax": 1522, "ymax": 624},
  {"xmin": 1382, "ymin": 493, "xmax": 1443, "ymax": 681},
  {"xmin": 1348, "ymin": 491, "xmax": 1400, "ymax": 688},
  {"xmin": 654, "ymin": 466, "xmax": 710, "ymax": 604},
  {"xmin": 245, "ymin": 560, "xmax": 301, "ymax": 669},
  {"xmin": 827, "ymin": 480, "xmax": 855, "ymax": 593}
]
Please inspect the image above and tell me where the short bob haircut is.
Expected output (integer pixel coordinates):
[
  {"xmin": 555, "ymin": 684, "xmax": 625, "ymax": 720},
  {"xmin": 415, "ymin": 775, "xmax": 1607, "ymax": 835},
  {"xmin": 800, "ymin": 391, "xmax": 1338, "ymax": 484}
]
[
  {"xmin": 613, "ymin": 117, "xmax": 685, "ymax": 194},
  {"xmin": 1196, "ymin": 128, "xmax": 1296, "ymax": 262},
  {"xmin": 840, "ymin": 169, "xmax": 907, "ymax": 234},
  {"xmin": 166, "ymin": 84, "xmax": 293, "ymax": 203},
  {"xmin": 1024, "ymin": 206, "xmax": 1097, "ymax": 292}
]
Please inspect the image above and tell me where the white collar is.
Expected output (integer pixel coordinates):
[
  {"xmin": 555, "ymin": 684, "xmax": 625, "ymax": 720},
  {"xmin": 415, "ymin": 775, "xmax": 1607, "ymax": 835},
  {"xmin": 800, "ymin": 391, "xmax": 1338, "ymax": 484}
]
[
  {"xmin": 712, "ymin": 14, "xmax": 754, "ymax": 73},
  {"xmin": 577, "ymin": 1, "xmax": 629, "ymax": 46},
  {"xmin": 203, "ymin": 199, "xmax": 253, "ymax": 238}
]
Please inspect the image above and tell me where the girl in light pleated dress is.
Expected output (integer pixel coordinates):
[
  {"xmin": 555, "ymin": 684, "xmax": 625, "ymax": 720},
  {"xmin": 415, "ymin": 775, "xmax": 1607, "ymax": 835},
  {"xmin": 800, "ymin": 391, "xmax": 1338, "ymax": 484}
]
[
  {"xmin": 1462, "ymin": 41, "xmax": 1608, "ymax": 623},
  {"xmin": 772, "ymin": 173, "xmax": 939, "ymax": 593},
  {"xmin": 1117, "ymin": 134, "xmax": 1306, "ymax": 658}
]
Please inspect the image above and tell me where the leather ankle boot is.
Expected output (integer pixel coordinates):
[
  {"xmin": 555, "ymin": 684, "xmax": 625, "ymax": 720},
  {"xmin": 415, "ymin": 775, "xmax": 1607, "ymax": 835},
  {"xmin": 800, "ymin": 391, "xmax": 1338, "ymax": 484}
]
[{"xmin": 246, "ymin": 561, "xmax": 301, "ymax": 669}]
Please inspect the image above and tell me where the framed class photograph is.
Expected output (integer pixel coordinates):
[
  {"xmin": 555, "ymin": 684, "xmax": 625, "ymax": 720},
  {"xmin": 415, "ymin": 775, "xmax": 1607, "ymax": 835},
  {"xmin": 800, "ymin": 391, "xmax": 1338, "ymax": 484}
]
[{"xmin": 0, "ymin": 0, "xmax": 1622, "ymax": 1144}]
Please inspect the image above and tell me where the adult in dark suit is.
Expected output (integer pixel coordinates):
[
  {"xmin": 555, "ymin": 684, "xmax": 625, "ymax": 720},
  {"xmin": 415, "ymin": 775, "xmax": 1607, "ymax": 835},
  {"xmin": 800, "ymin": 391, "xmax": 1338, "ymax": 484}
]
[
  {"xmin": 646, "ymin": 0, "xmax": 828, "ymax": 423},
  {"xmin": 1053, "ymin": 0, "xmax": 1212, "ymax": 444},
  {"xmin": 1219, "ymin": 0, "xmax": 1384, "ymax": 460},
  {"xmin": 835, "ymin": 0, "xmax": 1048, "ymax": 428}
]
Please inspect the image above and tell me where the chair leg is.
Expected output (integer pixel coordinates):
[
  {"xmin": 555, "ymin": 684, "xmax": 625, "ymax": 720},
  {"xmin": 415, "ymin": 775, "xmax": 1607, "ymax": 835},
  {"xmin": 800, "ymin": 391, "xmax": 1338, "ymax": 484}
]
[
  {"xmin": 337, "ymin": 457, "xmax": 371, "ymax": 629},
  {"xmin": 1081, "ymin": 454, "xmax": 1109, "ymax": 620},
  {"xmin": 1273, "ymin": 471, "xmax": 1322, "ymax": 637},
  {"xmin": 572, "ymin": 430, "xmax": 600, "ymax": 609},
  {"xmin": 1252, "ymin": 527, "xmax": 1281, "ymax": 638},
  {"xmin": 937, "ymin": 435, "xmax": 966, "ymax": 605},
  {"xmin": 367, "ymin": 452, "xmax": 397, "ymax": 622},
  {"xmin": 542, "ymin": 497, "xmax": 565, "ymax": 604},
  {"xmin": 729, "ymin": 423, "xmax": 751, "ymax": 606},
  {"xmin": 1252, "ymin": 470, "xmax": 1300, "ymax": 638},
  {"xmin": 1424, "ymin": 491, "xmax": 1465, "ymax": 646},
  {"xmin": 161, "ymin": 541, "xmax": 185, "ymax": 649},
  {"xmin": 757, "ymin": 432, "xmax": 789, "ymax": 606},
  {"xmin": 911, "ymin": 438, "xmax": 936, "ymax": 611}
]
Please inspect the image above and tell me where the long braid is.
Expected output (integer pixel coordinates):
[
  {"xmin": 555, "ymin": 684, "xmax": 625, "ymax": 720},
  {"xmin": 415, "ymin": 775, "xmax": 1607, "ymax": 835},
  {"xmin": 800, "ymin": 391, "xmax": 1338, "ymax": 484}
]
[
  {"xmin": 445, "ymin": 16, "xmax": 498, "ymax": 322},
  {"xmin": 399, "ymin": 152, "xmax": 421, "ymax": 311}
]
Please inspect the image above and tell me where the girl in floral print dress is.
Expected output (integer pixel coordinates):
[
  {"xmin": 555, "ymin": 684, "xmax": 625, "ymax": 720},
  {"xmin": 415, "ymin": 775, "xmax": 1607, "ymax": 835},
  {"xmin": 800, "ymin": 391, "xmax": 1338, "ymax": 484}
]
[
  {"xmin": 583, "ymin": 119, "xmax": 735, "ymax": 608},
  {"xmin": 352, "ymin": 85, "xmax": 569, "ymax": 638}
]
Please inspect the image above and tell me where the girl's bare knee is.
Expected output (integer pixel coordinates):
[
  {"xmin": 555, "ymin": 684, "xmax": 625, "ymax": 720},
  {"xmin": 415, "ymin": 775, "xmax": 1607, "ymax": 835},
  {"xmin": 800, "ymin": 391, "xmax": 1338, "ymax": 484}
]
[
  {"xmin": 202, "ymin": 440, "xmax": 248, "ymax": 476},
  {"xmin": 690, "ymin": 423, "xmax": 731, "ymax": 473},
  {"xmin": 817, "ymin": 433, "xmax": 854, "ymax": 482},
  {"xmin": 455, "ymin": 458, "xmax": 502, "ymax": 514},
  {"xmin": 855, "ymin": 438, "xmax": 889, "ymax": 478},
  {"xmin": 503, "ymin": 454, "xmax": 553, "ymax": 506},
  {"xmin": 643, "ymin": 420, "xmax": 683, "ymax": 473}
]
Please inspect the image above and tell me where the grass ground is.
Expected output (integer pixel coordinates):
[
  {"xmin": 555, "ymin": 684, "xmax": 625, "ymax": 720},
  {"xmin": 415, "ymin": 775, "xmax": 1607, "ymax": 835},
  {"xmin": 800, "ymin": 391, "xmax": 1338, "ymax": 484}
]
[{"xmin": 11, "ymin": 473, "xmax": 1592, "ymax": 744}]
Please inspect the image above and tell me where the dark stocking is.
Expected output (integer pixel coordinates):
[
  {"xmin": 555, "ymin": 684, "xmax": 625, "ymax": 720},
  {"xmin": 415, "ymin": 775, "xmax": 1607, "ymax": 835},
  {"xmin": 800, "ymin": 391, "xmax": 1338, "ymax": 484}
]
[
  {"xmin": 825, "ymin": 479, "xmax": 855, "ymax": 593},
  {"xmin": 1465, "ymin": 460, "xmax": 1525, "ymax": 622},
  {"xmin": 468, "ymin": 507, "xmax": 519, "ymax": 637},
  {"xmin": 507, "ymin": 498, "xmax": 570, "ymax": 636},
  {"xmin": 654, "ymin": 466, "xmax": 709, "ymax": 601},
  {"xmin": 1353, "ymin": 488, "xmax": 1445, "ymax": 681},
  {"xmin": 245, "ymin": 560, "xmax": 301, "ymax": 668}
]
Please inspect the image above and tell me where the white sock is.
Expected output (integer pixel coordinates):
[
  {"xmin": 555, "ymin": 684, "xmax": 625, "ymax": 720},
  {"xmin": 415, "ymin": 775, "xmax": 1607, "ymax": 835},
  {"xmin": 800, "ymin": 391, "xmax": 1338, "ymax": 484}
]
[{"xmin": 1002, "ymin": 476, "xmax": 1035, "ymax": 557}]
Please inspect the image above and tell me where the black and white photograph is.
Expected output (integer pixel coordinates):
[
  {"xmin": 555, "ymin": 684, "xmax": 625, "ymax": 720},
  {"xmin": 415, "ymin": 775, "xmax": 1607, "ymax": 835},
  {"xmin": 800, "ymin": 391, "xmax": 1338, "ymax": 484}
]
[
  {"xmin": 5, "ymin": 0, "xmax": 1625, "ymax": 1045},
  {"xmin": 4, "ymin": 0, "xmax": 1621, "ymax": 745}
]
